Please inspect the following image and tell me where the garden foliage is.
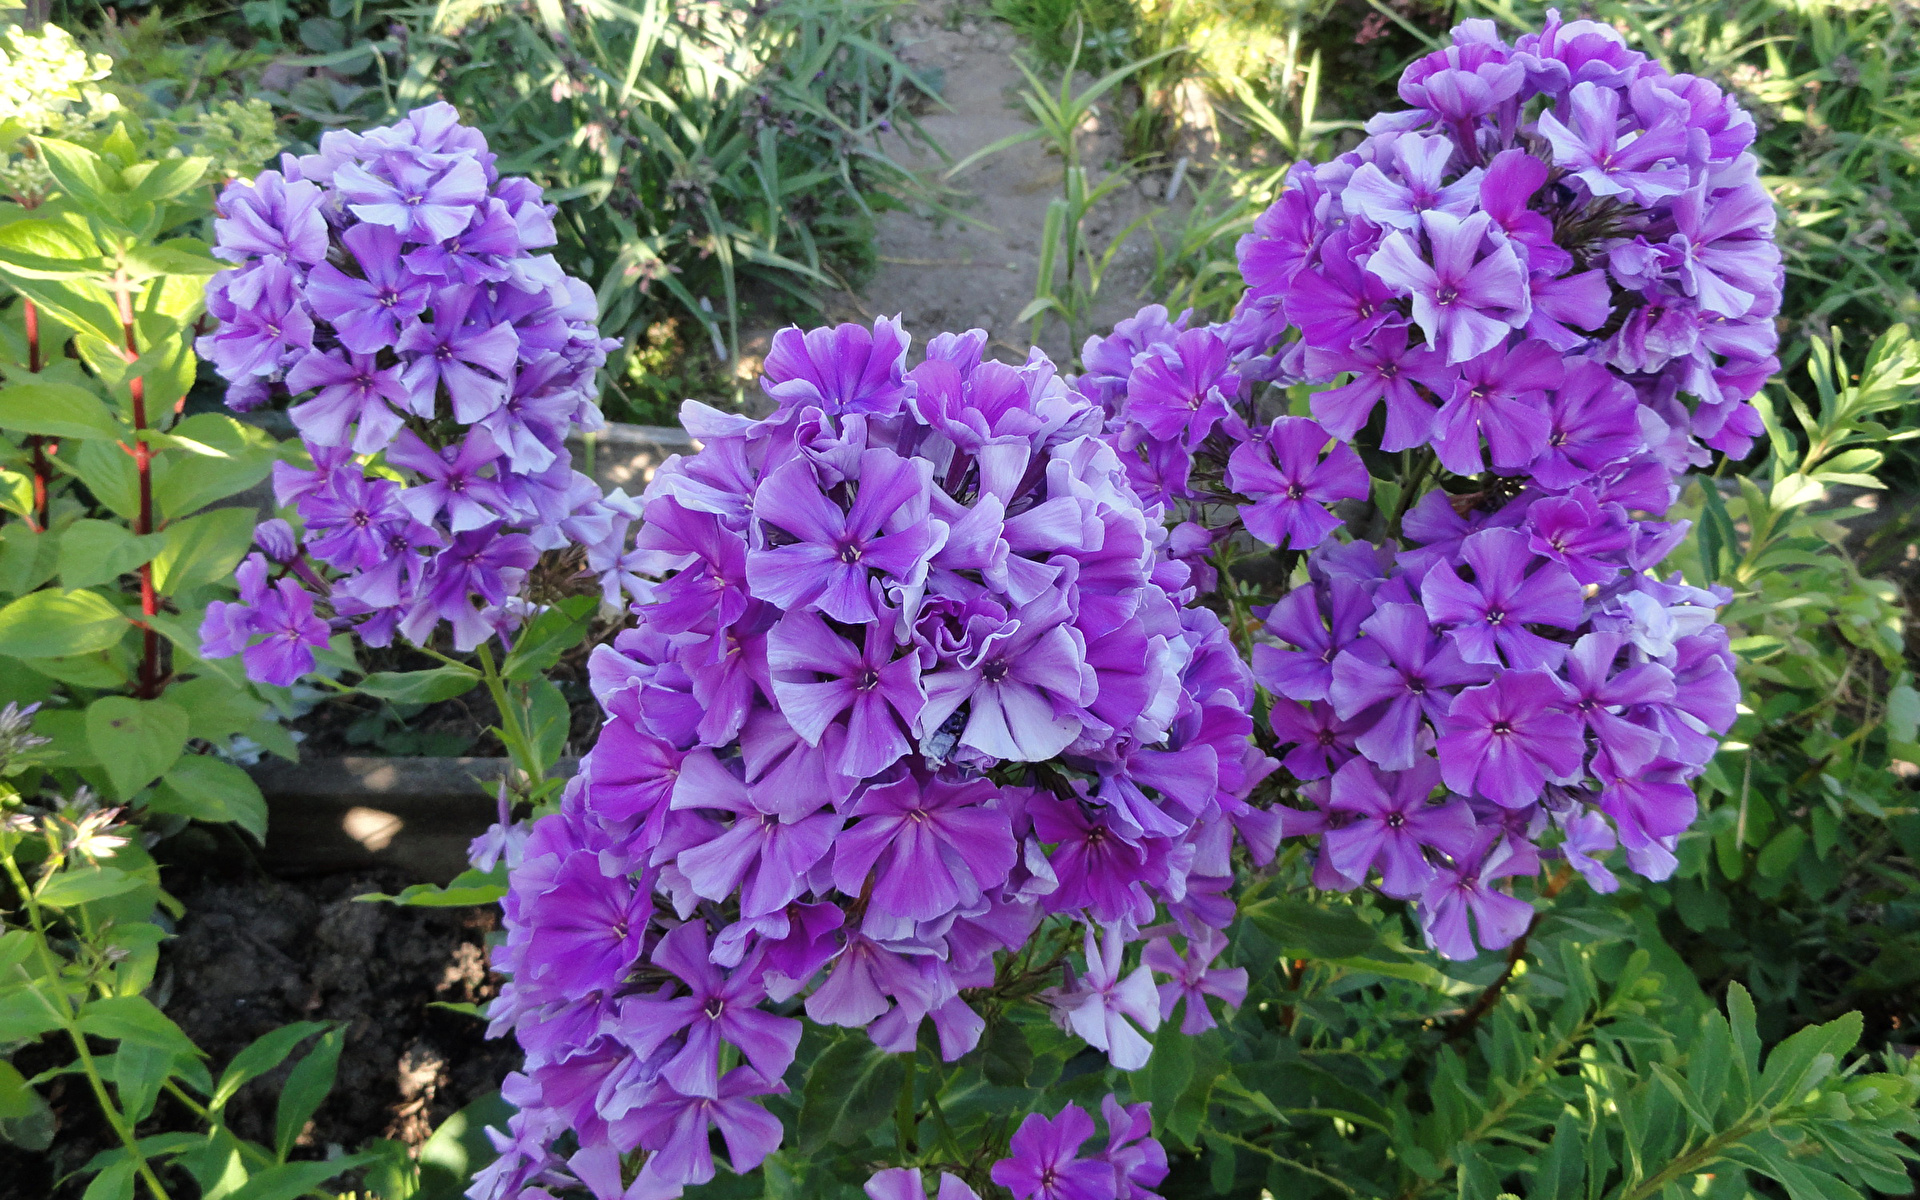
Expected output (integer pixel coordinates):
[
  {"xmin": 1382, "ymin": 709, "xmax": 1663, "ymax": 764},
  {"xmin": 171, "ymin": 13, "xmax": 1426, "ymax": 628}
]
[
  {"xmin": 2, "ymin": 4, "xmax": 1918, "ymax": 1200},
  {"xmin": 395, "ymin": 0, "xmax": 936, "ymax": 423}
]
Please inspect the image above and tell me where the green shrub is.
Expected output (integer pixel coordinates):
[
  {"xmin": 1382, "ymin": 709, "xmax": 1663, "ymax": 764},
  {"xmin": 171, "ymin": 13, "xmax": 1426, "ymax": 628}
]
[{"xmin": 396, "ymin": 0, "xmax": 937, "ymax": 423}]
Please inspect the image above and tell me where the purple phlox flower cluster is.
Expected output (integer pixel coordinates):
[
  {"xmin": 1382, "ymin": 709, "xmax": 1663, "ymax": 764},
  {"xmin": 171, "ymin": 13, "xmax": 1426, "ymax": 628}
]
[
  {"xmin": 196, "ymin": 103, "xmax": 631, "ymax": 684},
  {"xmin": 1236, "ymin": 9, "xmax": 1780, "ymax": 471},
  {"xmin": 475, "ymin": 318, "xmax": 1278, "ymax": 1199},
  {"xmin": 1249, "ymin": 498, "xmax": 1735, "ymax": 958},
  {"xmin": 989, "ymin": 1096, "xmax": 1169, "ymax": 1200},
  {"xmin": 1072, "ymin": 12, "xmax": 1764, "ymax": 962}
]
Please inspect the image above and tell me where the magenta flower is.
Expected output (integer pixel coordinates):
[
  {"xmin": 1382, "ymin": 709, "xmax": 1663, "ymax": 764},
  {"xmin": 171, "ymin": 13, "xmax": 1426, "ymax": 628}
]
[
  {"xmin": 768, "ymin": 612, "xmax": 923, "ymax": 779},
  {"xmin": 303, "ymin": 223, "xmax": 432, "ymax": 355},
  {"xmin": 1268, "ymin": 700, "xmax": 1364, "ymax": 780},
  {"xmin": 1536, "ymin": 81, "xmax": 1690, "ymax": 203},
  {"xmin": 395, "ymin": 289, "xmax": 521, "ymax": 421},
  {"xmin": 761, "ymin": 317, "xmax": 911, "ymax": 416},
  {"xmin": 613, "ymin": 1067, "xmax": 785, "ymax": 1188},
  {"xmin": 1099, "ymin": 1095, "xmax": 1168, "ymax": 1200},
  {"xmin": 1366, "ymin": 210, "xmax": 1531, "ymax": 363},
  {"xmin": 1322, "ymin": 757, "xmax": 1476, "ymax": 897},
  {"xmin": 518, "ymin": 852, "xmax": 651, "ymax": 998},
  {"xmin": 747, "ymin": 449, "xmax": 941, "ymax": 625},
  {"xmin": 334, "ymin": 154, "xmax": 490, "ymax": 244},
  {"xmin": 831, "ymin": 774, "xmax": 1015, "ymax": 929},
  {"xmin": 669, "ymin": 749, "xmax": 840, "ymax": 917},
  {"xmin": 1436, "ymin": 670, "xmax": 1585, "ymax": 808},
  {"xmin": 386, "ymin": 428, "xmax": 515, "ymax": 533},
  {"xmin": 1418, "ymin": 829, "xmax": 1537, "ymax": 960},
  {"xmin": 1046, "ymin": 925, "xmax": 1162, "ymax": 1069},
  {"xmin": 866, "ymin": 1168, "xmax": 983, "ymax": 1200},
  {"xmin": 1529, "ymin": 360, "xmax": 1642, "ymax": 488},
  {"xmin": 1562, "ymin": 632, "xmax": 1673, "ymax": 773},
  {"xmin": 1429, "ymin": 338, "xmax": 1562, "ymax": 475},
  {"xmin": 1330, "ymin": 602, "xmax": 1494, "ymax": 771},
  {"xmin": 991, "ymin": 1104, "xmax": 1118, "ymax": 1200},
  {"xmin": 611, "ymin": 921, "xmax": 800, "ymax": 1098},
  {"xmin": 1305, "ymin": 322, "xmax": 1451, "ymax": 449},
  {"xmin": 213, "ymin": 171, "xmax": 327, "ymax": 265},
  {"xmin": 1228, "ymin": 418, "xmax": 1369, "ymax": 550},
  {"xmin": 918, "ymin": 605, "xmax": 1094, "ymax": 763},
  {"xmin": 1421, "ymin": 527, "xmax": 1585, "ymax": 669},
  {"xmin": 1141, "ymin": 927, "xmax": 1246, "ymax": 1034},
  {"xmin": 1122, "ymin": 328, "xmax": 1242, "ymax": 449},
  {"xmin": 284, "ymin": 350, "xmax": 411, "ymax": 454}
]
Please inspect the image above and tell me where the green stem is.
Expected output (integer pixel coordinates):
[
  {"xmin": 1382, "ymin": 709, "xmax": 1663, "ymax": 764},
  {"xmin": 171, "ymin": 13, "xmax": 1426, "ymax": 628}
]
[
  {"xmin": 1387, "ymin": 449, "xmax": 1437, "ymax": 540},
  {"xmin": 1212, "ymin": 1131, "xmax": 1366, "ymax": 1197},
  {"xmin": 3, "ymin": 850, "xmax": 173, "ymax": 1200},
  {"xmin": 473, "ymin": 642, "xmax": 534, "ymax": 779},
  {"xmin": 896, "ymin": 1047, "xmax": 917, "ymax": 1162}
]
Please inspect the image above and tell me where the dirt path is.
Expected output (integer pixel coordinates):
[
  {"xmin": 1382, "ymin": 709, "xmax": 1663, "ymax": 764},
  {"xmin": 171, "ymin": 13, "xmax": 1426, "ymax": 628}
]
[{"xmin": 822, "ymin": 0, "xmax": 1177, "ymax": 367}]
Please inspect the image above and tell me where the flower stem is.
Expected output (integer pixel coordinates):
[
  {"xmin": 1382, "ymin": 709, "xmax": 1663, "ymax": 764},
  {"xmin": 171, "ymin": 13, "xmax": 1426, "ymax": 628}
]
[
  {"xmin": 112, "ymin": 274, "xmax": 163, "ymax": 699},
  {"xmin": 2, "ymin": 848, "xmax": 174, "ymax": 1200},
  {"xmin": 896, "ymin": 1046, "xmax": 918, "ymax": 1161}
]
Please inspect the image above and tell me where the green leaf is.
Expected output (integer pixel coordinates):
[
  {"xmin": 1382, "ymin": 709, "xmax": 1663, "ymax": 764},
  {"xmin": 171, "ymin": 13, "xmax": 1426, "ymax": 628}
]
[
  {"xmin": 1756, "ymin": 826, "xmax": 1809, "ymax": 878},
  {"xmin": 797, "ymin": 1036, "xmax": 903, "ymax": 1153},
  {"xmin": 1144, "ymin": 1028, "xmax": 1196, "ymax": 1142},
  {"xmin": 0, "ymin": 380, "xmax": 120, "ymax": 440},
  {"xmin": 975, "ymin": 1016, "xmax": 1032, "ymax": 1087},
  {"xmin": 126, "ymin": 161, "xmax": 212, "ymax": 205},
  {"xmin": 86, "ymin": 696, "xmax": 190, "ymax": 800},
  {"xmin": 36, "ymin": 865, "xmax": 144, "ymax": 908},
  {"xmin": 0, "ymin": 587, "xmax": 128, "ymax": 658},
  {"xmin": 226, "ymin": 1154, "xmax": 375, "ymax": 1200},
  {"xmin": 56, "ymin": 519, "xmax": 163, "ymax": 591},
  {"xmin": 500, "ymin": 595, "xmax": 598, "ymax": 681},
  {"xmin": 81, "ymin": 1157, "xmax": 135, "ymax": 1200},
  {"xmin": 76, "ymin": 996, "xmax": 201, "ymax": 1060},
  {"xmin": 151, "ymin": 508, "xmax": 257, "ymax": 595},
  {"xmin": 1241, "ymin": 896, "xmax": 1383, "ymax": 960},
  {"xmin": 1886, "ymin": 684, "xmax": 1920, "ymax": 744},
  {"xmin": 0, "ymin": 214, "xmax": 105, "ymax": 279},
  {"xmin": 275, "ymin": 1026, "xmax": 344, "ymax": 1161},
  {"xmin": 1526, "ymin": 1111, "xmax": 1584, "ymax": 1200},
  {"xmin": 415, "ymin": 1091, "xmax": 514, "ymax": 1200},
  {"xmin": 0, "ymin": 525, "xmax": 59, "ymax": 597},
  {"xmin": 356, "ymin": 667, "xmax": 481, "ymax": 704},
  {"xmin": 210, "ymin": 1021, "xmax": 328, "ymax": 1112},
  {"xmin": 0, "ymin": 1060, "xmax": 38, "ymax": 1120},
  {"xmin": 151, "ymin": 415, "xmax": 277, "ymax": 521},
  {"xmin": 151, "ymin": 755, "xmax": 268, "ymax": 842},
  {"xmin": 118, "ymin": 243, "xmax": 219, "ymax": 280},
  {"xmin": 522, "ymin": 675, "xmax": 570, "ymax": 776},
  {"xmin": 0, "ymin": 985, "xmax": 64, "ymax": 1042},
  {"xmin": 165, "ymin": 676, "xmax": 268, "ymax": 743},
  {"xmin": 355, "ymin": 867, "xmax": 507, "ymax": 908},
  {"xmin": 33, "ymin": 138, "xmax": 118, "ymax": 210},
  {"xmin": 111, "ymin": 1040, "xmax": 177, "ymax": 1123}
]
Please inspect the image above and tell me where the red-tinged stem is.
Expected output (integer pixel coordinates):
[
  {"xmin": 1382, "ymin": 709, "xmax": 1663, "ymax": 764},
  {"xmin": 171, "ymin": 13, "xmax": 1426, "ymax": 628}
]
[
  {"xmin": 23, "ymin": 299, "xmax": 51, "ymax": 532},
  {"xmin": 113, "ymin": 277, "xmax": 163, "ymax": 699}
]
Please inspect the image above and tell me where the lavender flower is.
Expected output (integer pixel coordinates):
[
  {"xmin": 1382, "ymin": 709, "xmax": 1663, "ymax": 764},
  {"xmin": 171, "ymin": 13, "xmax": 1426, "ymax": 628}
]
[{"xmin": 196, "ymin": 102, "xmax": 628, "ymax": 672}]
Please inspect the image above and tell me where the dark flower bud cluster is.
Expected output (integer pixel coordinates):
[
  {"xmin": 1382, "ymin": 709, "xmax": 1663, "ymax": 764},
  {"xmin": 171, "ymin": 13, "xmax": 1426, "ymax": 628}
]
[{"xmin": 195, "ymin": 103, "xmax": 629, "ymax": 682}]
